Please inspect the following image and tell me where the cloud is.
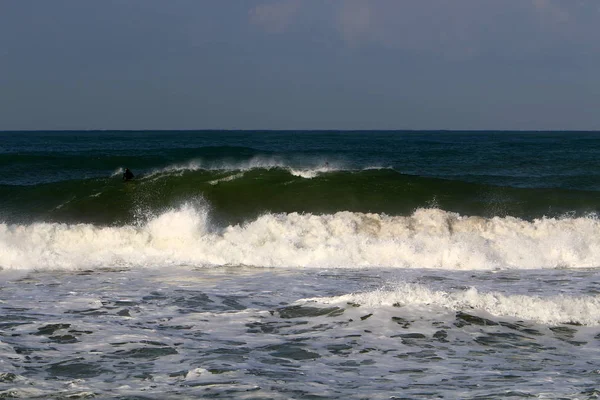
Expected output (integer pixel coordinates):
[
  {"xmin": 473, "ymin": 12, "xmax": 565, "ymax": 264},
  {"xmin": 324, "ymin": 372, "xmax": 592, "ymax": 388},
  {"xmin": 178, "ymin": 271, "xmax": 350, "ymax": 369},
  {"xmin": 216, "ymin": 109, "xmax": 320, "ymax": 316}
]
[
  {"xmin": 330, "ymin": 1, "xmax": 600, "ymax": 61},
  {"xmin": 247, "ymin": 0, "xmax": 600, "ymax": 65},
  {"xmin": 249, "ymin": 0, "xmax": 301, "ymax": 33},
  {"xmin": 532, "ymin": 0, "xmax": 570, "ymax": 23},
  {"xmin": 332, "ymin": 1, "xmax": 484, "ymax": 56},
  {"xmin": 336, "ymin": 1, "xmax": 372, "ymax": 45}
]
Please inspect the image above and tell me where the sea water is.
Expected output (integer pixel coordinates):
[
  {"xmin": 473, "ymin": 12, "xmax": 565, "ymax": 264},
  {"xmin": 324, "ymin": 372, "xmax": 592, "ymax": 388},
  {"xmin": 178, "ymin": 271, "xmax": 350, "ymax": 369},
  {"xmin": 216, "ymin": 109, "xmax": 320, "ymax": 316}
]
[{"xmin": 0, "ymin": 131, "xmax": 599, "ymax": 399}]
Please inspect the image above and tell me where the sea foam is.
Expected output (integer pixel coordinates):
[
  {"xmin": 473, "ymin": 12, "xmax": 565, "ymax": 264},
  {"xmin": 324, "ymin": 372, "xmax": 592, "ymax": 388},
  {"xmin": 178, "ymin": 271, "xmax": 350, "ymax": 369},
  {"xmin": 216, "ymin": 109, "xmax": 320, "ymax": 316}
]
[
  {"xmin": 141, "ymin": 157, "xmax": 347, "ymax": 179},
  {"xmin": 301, "ymin": 283, "xmax": 600, "ymax": 326},
  {"xmin": 0, "ymin": 205, "xmax": 598, "ymax": 271}
]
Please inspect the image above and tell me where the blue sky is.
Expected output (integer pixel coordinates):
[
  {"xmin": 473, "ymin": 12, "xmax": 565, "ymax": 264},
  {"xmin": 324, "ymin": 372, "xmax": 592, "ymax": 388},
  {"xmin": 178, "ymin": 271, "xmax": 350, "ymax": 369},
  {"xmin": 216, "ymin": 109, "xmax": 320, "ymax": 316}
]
[{"xmin": 1, "ymin": 0, "xmax": 599, "ymax": 130}]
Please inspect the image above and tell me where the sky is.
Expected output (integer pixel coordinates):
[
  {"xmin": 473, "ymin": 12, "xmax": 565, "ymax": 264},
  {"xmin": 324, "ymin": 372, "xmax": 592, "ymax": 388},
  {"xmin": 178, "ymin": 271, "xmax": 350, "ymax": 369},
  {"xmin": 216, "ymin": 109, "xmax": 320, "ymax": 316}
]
[{"xmin": 1, "ymin": 0, "xmax": 599, "ymax": 131}]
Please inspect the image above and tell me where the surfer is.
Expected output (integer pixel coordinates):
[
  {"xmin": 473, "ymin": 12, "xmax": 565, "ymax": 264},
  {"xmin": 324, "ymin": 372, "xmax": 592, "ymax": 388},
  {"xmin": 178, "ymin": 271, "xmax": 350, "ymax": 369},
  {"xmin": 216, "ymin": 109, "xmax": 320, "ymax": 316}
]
[{"xmin": 122, "ymin": 168, "xmax": 134, "ymax": 181}]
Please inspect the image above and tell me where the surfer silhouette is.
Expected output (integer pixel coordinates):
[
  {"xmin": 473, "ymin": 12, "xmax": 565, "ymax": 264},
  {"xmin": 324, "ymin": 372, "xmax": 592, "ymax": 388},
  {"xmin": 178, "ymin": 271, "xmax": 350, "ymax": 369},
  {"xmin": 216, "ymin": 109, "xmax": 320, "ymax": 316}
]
[{"xmin": 123, "ymin": 168, "xmax": 134, "ymax": 181}]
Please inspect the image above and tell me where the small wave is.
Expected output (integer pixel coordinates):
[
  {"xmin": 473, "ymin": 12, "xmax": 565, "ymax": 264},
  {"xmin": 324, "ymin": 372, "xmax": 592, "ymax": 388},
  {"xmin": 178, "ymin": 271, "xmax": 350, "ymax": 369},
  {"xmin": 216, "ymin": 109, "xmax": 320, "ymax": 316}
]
[
  {"xmin": 142, "ymin": 158, "xmax": 348, "ymax": 179},
  {"xmin": 111, "ymin": 167, "xmax": 124, "ymax": 177},
  {"xmin": 301, "ymin": 283, "xmax": 600, "ymax": 326}
]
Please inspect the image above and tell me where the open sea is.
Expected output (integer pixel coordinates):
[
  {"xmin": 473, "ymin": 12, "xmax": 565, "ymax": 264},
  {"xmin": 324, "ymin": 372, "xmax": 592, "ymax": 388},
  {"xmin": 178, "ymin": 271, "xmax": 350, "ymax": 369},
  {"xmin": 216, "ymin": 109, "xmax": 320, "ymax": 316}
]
[{"xmin": 1, "ymin": 130, "xmax": 600, "ymax": 399}]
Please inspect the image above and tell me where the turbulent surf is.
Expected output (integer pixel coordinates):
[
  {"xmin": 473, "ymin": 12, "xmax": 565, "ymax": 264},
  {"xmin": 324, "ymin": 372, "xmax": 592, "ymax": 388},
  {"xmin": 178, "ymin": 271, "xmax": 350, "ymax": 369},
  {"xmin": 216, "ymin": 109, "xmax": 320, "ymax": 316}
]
[{"xmin": 1, "ymin": 131, "xmax": 599, "ymax": 399}]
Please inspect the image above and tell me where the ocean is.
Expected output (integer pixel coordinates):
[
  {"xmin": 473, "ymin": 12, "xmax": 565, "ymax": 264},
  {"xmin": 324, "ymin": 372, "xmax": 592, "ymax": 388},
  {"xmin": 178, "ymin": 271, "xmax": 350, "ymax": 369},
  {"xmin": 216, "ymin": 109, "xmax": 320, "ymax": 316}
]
[{"xmin": 0, "ymin": 130, "xmax": 599, "ymax": 399}]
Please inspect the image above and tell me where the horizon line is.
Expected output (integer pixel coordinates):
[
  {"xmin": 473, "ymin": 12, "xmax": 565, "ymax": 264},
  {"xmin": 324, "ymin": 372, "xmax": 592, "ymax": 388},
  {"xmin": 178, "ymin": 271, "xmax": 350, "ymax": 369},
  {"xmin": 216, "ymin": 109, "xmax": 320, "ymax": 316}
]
[{"xmin": 2, "ymin": 129, "xmax": 600, "ymax": 133}]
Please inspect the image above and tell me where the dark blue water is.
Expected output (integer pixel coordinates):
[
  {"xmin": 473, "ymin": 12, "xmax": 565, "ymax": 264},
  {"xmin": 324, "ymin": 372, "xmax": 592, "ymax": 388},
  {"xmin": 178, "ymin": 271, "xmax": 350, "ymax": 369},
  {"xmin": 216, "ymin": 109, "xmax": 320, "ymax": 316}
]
[
  {"xmin": 1, "ymin": 130, "xmax": 599, "ymax": 226},
  {"xmin": 1, "ymin": 130, "xmax": 599, "ymax": 189}
]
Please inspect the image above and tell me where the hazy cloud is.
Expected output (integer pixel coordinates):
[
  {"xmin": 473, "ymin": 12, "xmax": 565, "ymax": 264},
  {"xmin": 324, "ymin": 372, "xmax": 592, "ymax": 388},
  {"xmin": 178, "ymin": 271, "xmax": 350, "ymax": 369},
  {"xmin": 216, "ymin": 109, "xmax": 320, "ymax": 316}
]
[
  {"xmin": 2, "ymin": 1, "xmax": 600, "ymax": 130},
  {"xmin": 245, "ymin": 1, "xmax": 599, "ymax": 61},
  {"xmin": 336, "ymin": 1, "xmax": 372, "ymax": 45},
  {"xmin": 249, "ymin": 0, "xmax": 301, "ymax": 33},
  {"xmin": 532, "ymin": 0, "xmax": 570, "ymax": 22}
]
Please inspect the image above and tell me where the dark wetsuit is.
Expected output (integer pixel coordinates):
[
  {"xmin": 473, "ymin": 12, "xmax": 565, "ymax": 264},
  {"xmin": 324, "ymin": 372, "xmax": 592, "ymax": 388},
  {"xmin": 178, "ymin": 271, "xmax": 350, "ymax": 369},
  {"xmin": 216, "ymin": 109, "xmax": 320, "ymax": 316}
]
[{"xmin": 123, "ymin": 168, "xmax": 134, "ymax": 181}]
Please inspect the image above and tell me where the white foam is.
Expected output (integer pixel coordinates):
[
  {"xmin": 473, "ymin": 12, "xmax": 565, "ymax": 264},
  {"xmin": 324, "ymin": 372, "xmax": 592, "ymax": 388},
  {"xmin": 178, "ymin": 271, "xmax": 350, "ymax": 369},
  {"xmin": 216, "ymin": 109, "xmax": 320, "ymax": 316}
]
[
  {"xmin": 110, "ymin": 167, "xmax": 124, "ymax": 177},
  {"xmin": 0, "ymin": 207, "xmax": 599, "ymax": 271},
  {"xmin": 289, "ymin": 164, "xmax": 336, "ymax": 179},
  {"xmin": 302, "ymin": 283, "xmax": 600, "ymax": 326},
  {"xmin": 141, "ymin": 158, "xmax": 347, "ymax": 179},
  {"xmin": 207, "ymin": 172, "xmax": 245, "ymax": 185}
]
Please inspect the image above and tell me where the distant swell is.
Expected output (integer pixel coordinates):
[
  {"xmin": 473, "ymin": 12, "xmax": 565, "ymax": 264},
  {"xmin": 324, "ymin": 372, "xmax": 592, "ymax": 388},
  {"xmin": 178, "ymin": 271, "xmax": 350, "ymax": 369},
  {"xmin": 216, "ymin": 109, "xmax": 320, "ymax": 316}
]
[{"xmin": 1, "ymin": 205, "xmax": 598, "ymax": 271}]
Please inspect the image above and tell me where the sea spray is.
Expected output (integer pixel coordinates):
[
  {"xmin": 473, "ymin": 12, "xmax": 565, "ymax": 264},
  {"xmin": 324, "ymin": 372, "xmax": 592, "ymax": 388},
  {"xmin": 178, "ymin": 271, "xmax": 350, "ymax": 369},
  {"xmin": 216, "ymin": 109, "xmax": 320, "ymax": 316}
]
[
  {"xmin": 302, "ymin": 283, "xmax": 600, "ymax": 326},
  {"xmin": 1, "ymin": 206, "xmax": 598, "ymax": 271}
]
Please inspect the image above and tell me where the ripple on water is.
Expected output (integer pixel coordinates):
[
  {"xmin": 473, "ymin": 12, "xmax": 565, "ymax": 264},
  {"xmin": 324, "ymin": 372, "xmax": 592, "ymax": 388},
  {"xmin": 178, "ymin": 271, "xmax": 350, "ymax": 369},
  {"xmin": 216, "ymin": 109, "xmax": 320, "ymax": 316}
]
[{"xmin": 46, "ymin": 360, "xmax": 109, "ymax": 379}]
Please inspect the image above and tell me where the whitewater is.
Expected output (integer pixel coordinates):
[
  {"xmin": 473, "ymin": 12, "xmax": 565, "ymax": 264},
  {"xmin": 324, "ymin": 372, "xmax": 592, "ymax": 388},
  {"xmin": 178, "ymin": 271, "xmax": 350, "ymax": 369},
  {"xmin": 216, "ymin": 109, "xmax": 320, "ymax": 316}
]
[
  {"xmin": 2, "ymin": 205, "xmax": 599, "ymax": 271},
  {"xmin": 1, "ymin": 130, "xmax": 600, "ymax": 399}
]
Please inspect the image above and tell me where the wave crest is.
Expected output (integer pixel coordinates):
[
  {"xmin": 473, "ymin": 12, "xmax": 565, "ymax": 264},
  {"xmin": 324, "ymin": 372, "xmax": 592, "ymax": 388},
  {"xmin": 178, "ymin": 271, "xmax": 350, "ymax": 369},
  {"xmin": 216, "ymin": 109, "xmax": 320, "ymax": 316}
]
[
  {"xmin": 0, "ymin": 206, "xmax": 599, "ymax": 271},
  {"xmin": 302, "ymin": 283, "xmax": 600, "ymax": 326},
  {"xmin": 143, "ymin": 157, "xmax": 348, "ymax": 179}
]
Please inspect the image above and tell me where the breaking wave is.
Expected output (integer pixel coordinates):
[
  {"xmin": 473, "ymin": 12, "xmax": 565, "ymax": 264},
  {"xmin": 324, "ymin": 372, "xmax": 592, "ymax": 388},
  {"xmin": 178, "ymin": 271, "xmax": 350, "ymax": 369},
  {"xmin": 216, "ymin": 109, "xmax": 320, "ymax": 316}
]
[
  {"xmin": 1, "ymin": 205, "xmax": 598, "ymax": 271},
  {"xmin": 2, "ymin": 168, "xmax": 599, "ymax": 226},
  {"xmin": 302, "ymin": 283, "xmax": 600, "ymax": 326}
]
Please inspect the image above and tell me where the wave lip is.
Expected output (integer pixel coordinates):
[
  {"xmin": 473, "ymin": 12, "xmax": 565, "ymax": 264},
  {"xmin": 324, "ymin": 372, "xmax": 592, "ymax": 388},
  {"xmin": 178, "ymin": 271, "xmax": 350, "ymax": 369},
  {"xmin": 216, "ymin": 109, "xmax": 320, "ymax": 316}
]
[
  {"xmin": 301, "ymin": 283, "xmax": 600, "ymax": 326},
  {"xmin": 142, "ymin": 157, "xmax": 348, "ymax": 178},
  {"xmin": 3, "ymin": 167, "xmax": 600, "ymax": 226},
  {"xmin": 0, "ymin": 205, "xmax": 599, "ymax": 271}
]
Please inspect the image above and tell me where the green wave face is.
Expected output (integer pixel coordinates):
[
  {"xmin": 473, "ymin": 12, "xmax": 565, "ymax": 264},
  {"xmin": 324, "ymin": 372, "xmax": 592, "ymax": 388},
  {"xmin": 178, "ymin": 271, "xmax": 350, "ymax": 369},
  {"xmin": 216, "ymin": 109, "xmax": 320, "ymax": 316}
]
[{"xmin": 1, "ymin": 168, "xmax": 598, "ymax": 226}]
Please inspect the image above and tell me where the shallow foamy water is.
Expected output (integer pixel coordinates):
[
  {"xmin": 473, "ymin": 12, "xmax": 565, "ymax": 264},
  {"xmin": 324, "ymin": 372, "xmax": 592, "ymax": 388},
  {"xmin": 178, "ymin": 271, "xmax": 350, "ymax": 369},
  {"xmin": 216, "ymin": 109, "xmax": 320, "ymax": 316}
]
[{"xmin": 1, "ymin": 267, "xmax": 600, "ymax": 399}]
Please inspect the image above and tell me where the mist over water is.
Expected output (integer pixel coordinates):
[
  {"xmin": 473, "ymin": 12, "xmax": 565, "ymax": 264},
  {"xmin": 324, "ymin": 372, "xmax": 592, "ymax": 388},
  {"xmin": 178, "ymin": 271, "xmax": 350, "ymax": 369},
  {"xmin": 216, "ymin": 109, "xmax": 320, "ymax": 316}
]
[{"xmin": 1, "ymin": 131, "xmax": 600, "ymax": 398}]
